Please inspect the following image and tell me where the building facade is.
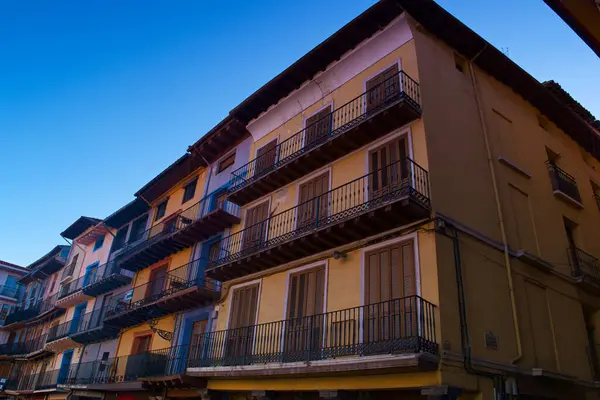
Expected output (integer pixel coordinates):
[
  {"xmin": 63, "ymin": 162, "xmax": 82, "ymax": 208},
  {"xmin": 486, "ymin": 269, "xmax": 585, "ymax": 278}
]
[{"xmin": 1, "ymin": 1, "xmax": 600, "ymax": 400}]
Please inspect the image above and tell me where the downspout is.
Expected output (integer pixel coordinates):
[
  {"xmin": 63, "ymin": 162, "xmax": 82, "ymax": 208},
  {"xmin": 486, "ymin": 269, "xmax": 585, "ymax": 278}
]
[{"xmin": 467, "ymin": 49, "xmax": 522, "ymax": 364}]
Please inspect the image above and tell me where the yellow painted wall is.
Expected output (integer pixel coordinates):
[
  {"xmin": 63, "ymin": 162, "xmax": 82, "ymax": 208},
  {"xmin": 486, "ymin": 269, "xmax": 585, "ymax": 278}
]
[
  {"xmin": 216, "ymin": 231, "xmax": 437, "ymax": 332},
  {"xmin": 151, "ymin": 168, "xmax": 207, "ymax": 225},
  {"xmin": 115, "ymin": 315, "xmax": 175, "ymax": 357}
]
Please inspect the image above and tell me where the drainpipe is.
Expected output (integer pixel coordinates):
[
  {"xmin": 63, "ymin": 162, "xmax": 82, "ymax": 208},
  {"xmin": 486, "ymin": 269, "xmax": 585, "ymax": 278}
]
[{"xmin": 467, "ymin": 50, "xmax": 522, "ymax": 365}]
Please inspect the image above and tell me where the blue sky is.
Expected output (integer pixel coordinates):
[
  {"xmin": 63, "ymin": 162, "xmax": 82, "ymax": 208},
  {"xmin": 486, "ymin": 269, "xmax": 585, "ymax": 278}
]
[{"xmin": 0, "ymin": 0, "xmax": 598, "ymax": 266}]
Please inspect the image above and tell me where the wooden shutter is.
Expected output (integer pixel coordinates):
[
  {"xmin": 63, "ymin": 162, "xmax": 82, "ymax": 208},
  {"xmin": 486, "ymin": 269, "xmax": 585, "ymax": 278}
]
[
  {"xmin": 132, "ymin": 335, "xmax": 151, "ymax": 354},
  {"xmin": 147, "ymin": 265, "xmax": 168, "ymax": 298},
  {"xmin": 242, "ymin": 201, "xmax": 269, "ymax": 250},
  {"xmin": 305, "ymin": 107, "xmax": 332, "ymax": 146},
  {"xmin": 285, "ymin": 266, "xmax": 326, "ymax": 356},
  {"xmin": 369, "ymin": 136, "xmax": 408, "ymax": 199},
  {"xmin": 255, "ymin": 140, "xmax": 278, "ymax": 175},
  {"xmin": 364, "ymin": 241, "xmax": 417, "ymax": 348},
  {"xmin": 227, "ymin": 284, "xmax": 260, "ymax": 360},
  {"xmin": 366, "ymin": 64, "xmax": 399, "ymax": 112},
  {"xmin": 229, "ymin": 284, "xmax": 260, "ymax": 329},
  {"xmin": 298, "ymin": 172, "xmax": 329, "ymax": 228}
]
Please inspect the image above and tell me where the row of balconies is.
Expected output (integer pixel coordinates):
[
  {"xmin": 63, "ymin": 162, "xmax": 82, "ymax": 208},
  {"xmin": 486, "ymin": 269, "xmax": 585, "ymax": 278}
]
[{"xmin": 3, "ymin": 295, "xmax": 434, "ymax": 391}]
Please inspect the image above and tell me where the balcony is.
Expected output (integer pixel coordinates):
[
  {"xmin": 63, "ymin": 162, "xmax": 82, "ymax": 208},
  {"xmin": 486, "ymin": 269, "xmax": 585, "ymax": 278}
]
[
  {"xmin": 60, "ymin": 258, "xmax": 77, "ymax": 282},
  {"xmin": 208, "ymin": 159, "xmax": 430, "ymax": 281},
  {"xmin": 5, "ymin": 372, "xmax": 36, "ymax": 392},
  {"xmin": 81, "ymin": 261, "xmax": 134, "ymax": 297},
  {"xmin": 45, "ymin": 320, "xmax": 80, "ymax": 352},
  {"xmin": 569, "ymin": 247, "xmax": 600, "ymax": 291},
  {"xmin": 0, "ymin": 285, "xmax": 23, "ymax": 300},
  {"xmin": 4, "ymin": 293, "xmax": 64, "ymax": 327},
  {"xmin": 56, "ymin": 275, "xmax": 93, "ymax": 308},
  {"xmin": 58, "ymin": 347, "xmax": 198, "ymax": 390},
  {"xmin": 36, "ymin": 369, "xmax": 61, "ymax": 390},
  {"xmin": 228, "ymin": 70, "xmax": 422, "ymax": 205},
  {"xmin": 0, "ymin": 335, "xmax": 52, "ymax": 360},
  {"xmin": 70, "ymin": 308, "xmax": 119, "ymax": 344},
  {"xmin": 105, "ymin": 259, "xmax": 220, "ymax": 330},
  {"xmin": 115, "ymin": 197, "xmax": 241, "ymax": 273},
  {"xmin": 547, "ymin": 162, "xmax": 582, "ymax": 206},
  {"xmin": 187, "ymin": 296, "xmax": 437, "ymax": 377}
]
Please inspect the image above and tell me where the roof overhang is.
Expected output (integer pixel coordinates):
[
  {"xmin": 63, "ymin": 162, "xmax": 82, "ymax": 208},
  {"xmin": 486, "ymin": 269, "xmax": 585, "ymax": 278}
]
[
  {"xmin": 60, "ymin": 217, "xmax": 102, "ymax": 240},
  {"xmin": 134, "ymin": 153, "xmax": 206, "ymax": 204},
  {"xmin": 20, "ymin": 246, "xmax": 69, "ymax": 282},
  {"xmin": 218, "ymin": 0, "xmax": 599, "ymax": 164},
  {"xmin": 104, "ymin": 198, "xmax": 150, "ymax": 229},
  {"xmin": 545, "ymin": 0, "xmax": 600, "ymax": 58},
  {"xmin": 77, "ymin": 223, "xmax": 111, "ymax": 246}
]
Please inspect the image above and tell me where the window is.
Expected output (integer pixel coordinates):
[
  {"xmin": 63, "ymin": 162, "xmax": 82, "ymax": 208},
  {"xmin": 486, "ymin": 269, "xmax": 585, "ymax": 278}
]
[
  {"xmin": 255, "ymin": 140, "xmax": 278, "ymax": 175},
  {"xmin": 182, "ymin": 178, "xmax": 198, "ymax": 204},
  {"xmin": 99, "ymin": 352, "xmax": 110, "ymax": 372},
  {"xmin": 453, "ymin": 52, "xmax": 467, "ymax": 74},
  {"xmin": 129, "ymin": 215, "xmax": 149, "ymax": 243},
  {"xmin": 49, "ymin": 275, "xmax": 57, "ymax": 294},
  {"xmin": 155, "ymin": 200, "xmax": 168, "ymax": 221},
  {"xmin": 132, "ymin": 335, "xmax": 152, "ymax": 354},
  {"xmin": 112, "ymin": 226, "xmax": 128, "ymax": 251},
  {"xmin": 208, "ymin": 240, "xmax": 221, "ymax": 262},
  {"xmin": 218, "ymin": 153, "xmax": 236, "ymax": 173},
  {"xmin": 0, "ymin": 305, "xmax": 10, "ymax": 320},
  {"xmin": 93, "ymin": 236, "xmax": 105, "ymax": 252},
  {"xmin": 366, "ymin": 64, "xmax": 399, "ymax": 112},
  {"xmin": 305, "ymin": 107, "xmax": 332, "ymax": 146}
]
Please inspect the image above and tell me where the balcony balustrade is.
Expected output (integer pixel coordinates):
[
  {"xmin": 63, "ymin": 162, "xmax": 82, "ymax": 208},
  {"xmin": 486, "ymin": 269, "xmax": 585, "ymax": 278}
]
[
  {"xmin": 59, "ymin": 348, "xmax": 189, "ymax": 387},
  {"xmin": 0, "ymin": 334, "xmax": 49, "ymax": 359},
  {"xmin": 569, "ymin": 247, "xmax": 600, "ymax": 289},
  {"xmin": 70, "ymin": 308, "xmax": 119, "ymax": 344},
  {"xmin": 228, "ymin": 70, "xmax": 422, "ymax": 205},
  {"xmin": 208, "ymin": 159, "xmax": 430, "ymax": 281},
  {"xmin": 547, "ymin": 162, "xmax": 582, "ymax": 205},
  {"xmin": 81, "ymin": 261, "xmax": 134, "ymax": 297},
  {"xmin": 115, "ymin": 196, "xmax": 240, "ymax": 272},
  {"xmin": 4, "ymin": 292, "xmax": 63, "ymax": 327},
  {"xmin": 188, "ymin": 296, "xmax": 437, "ymax": 374},
  {"xmin": 105, "ymin": 259, "xmax": 219, "ymax": 329}
]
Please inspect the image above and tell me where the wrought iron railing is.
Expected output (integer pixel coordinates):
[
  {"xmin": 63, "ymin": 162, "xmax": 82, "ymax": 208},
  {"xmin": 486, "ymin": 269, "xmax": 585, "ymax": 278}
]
[
  {"xmin": 229, "ymin": 70, "xmax": 421, "ymax": 192},
  {"xmin": 106, "ymin": 258, "xmax": 219, "ymax": 318},
  {"xmin": 0, "ymin": 334, "xmax": 48, "ymax": 356},
  {"xmin": 0, "ymin": 285, "xmax": 22, "ymax": 299},
  {"xmin": 188, "ymin": 296, "xmax": 436, "ymax": 368},
  {"xmin": 59, "ymin": 260, "xmax": 134, "ymax": 299},
  {"xmin": 47, "ymin": 319, "xmax": 76, "ymax": 342},
  {"xmin": 5, "ymin": 371, "xmax": 37, "ymax": 391},
  {"xmin": 60, "ymin": 349, "xmax": 189, "ymax": 385},
  {"xmin": 74, "ymin": 308, "xmax": 106, "ymax": 333},
  {"xmin": 213, "ymin": 159, "xmax": 429, "ymax": 268},
  {"xmin": 61, "ymin": 259, "xmax": 77, "ymax": 280},
  {"xmin": 547, "ymin": 162, "xmax": 582, "ymax": 203},
  {"xmin": 569, "ymin": 247, "xmax": 600, "ymax": 284},
  {"xmin": 36, "ymin": 369, "xmax": 61, "ymax": 390},
  {"xmin": 5, "ymin": 292, "xmax": 60, "ymax": 325},
  {"xmin": 115, "ymin": 195, "xmax": 240, "ymax": 261}
]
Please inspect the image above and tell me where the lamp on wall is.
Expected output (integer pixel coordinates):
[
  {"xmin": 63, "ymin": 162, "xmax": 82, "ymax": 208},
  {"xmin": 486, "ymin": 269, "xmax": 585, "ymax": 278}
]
[
  {"xmin": 332, "ymin": 250, "xmax": 347, "ymax": 260},
  {"xmin": 148, "ymin": 319, "xmax": 173, "ymax": 341}
]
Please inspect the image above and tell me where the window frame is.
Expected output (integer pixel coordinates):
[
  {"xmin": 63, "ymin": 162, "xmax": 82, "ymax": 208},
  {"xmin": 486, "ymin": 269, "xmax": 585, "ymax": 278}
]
[
  {"xmin": 155, "ymin": 199, "xmax": 169, "ymax": 221},
  {"xmin": 182, "ymin": 178, "xmax": 198, "ymax": 204},
  {"xmin": 93, "ymin": 236, "xmax": 105, "ymax": 252},
  {"xmin": 218, "ymin": 152, "xmax": 236, "ymax": 174}
]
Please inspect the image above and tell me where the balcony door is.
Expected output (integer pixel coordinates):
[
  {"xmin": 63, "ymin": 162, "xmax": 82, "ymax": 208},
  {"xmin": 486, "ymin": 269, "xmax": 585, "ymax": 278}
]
[
  {"xmin": 298, "ymin": 172, "xmax": 329, "ymax": 230},
  {"xmin": 364, "ymin": 240, "xmax": 416, "ymax": 354},
  {"xmin": 366, "ymin": 64, "xmax": 399, "ymax": 113},
  {"xmin": 242, "ymin": 201, "xmax": 270, "ymax": 251},
  {"xmin": 58, "ymin": 349, "xmax": 73, "ymax": 384},
  {"xmin": 127, "ymin": 335, "xmax": 152, "ymax": 379},
  {"xmin": 305, "ymin": 106, "xmax": 332, "ymax": 147},
  {"xmin": 254, "ymin": 139, "xmax": 277, "ymax": 176},
  {"xmin": 225, "ymin": 284, "xmax": 259, "ymax": 363},
  {"xmin": 369, "ymin": 136, "xmax": 408, "ymax": 201},
  {"xmin": 284, "ymin": 266, "xmax": 325, "ymax": 360},
  {"xmin": 70, "ymin": 302, "xmax": 87, "ymax": 334},
  {"xmin": 146, "ymin": 265, "xmax": 168, "ymax": 301}
]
